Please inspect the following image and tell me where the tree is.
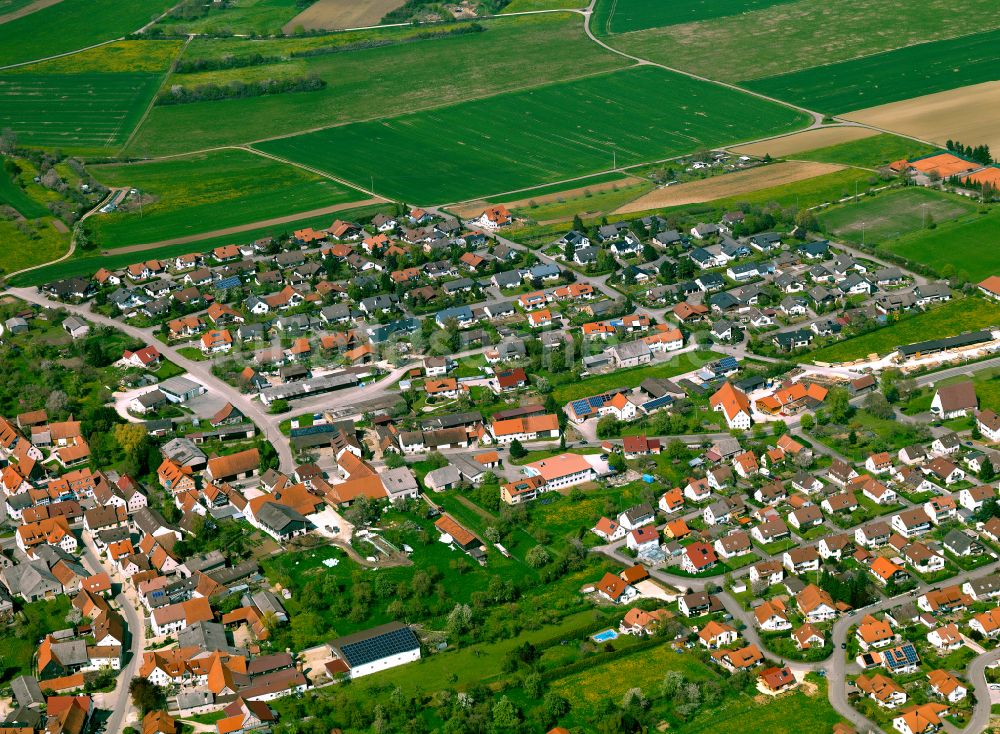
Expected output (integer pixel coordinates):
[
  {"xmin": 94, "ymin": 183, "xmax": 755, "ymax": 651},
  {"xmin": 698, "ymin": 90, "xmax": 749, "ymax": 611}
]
[
  {"xmin": 863, "ymin": 392, "xmax": 894, "ymax": 420},
  {"xmin": 129, "ymin": 677, "xmax": 165, "ymax": 715},
  {"xmin": 447, "ymin": 603, "xmax": 473, "ymax": 635},
  {"xmin": 492, "ymin": 696, "xmax": 518, "ymax": 728},
  {"xmin": 980, "ymin": 458, "xmax": 995, "ymax": 482},
  {"xmin": 45, "ymin": 389, "xmax": 68, "ymax": 416},
  {"xmin": 826, "ymin": 387, "xmax": 852, "ymax": 423},
  {"xmin": 114, "ymin": 422, "xmax": 147, "ymax": 458},
  {"xmin": 509, "ymin": 438, "xmax": 526, "ymax": 460},
  {"xmin": 799, "ymin": 413, "xmax": 814, "ymax": 432},
  {"xmin": 543, "ymin": 692, "xmax": 570, "ymax": 722},
  {"xmin": 526, "ymin": 545, "xmax": 551, "ymax": 568},
  {"xmin": 660, "ymin": 671, "xmax": 684, "ymax": 698}
]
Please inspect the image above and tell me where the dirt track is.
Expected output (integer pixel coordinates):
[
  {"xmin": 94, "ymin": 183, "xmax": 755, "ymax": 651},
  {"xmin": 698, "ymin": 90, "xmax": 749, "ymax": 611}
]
[
  {"xmin": 729, "ymin": 126, "xmax": 878, "ymax": 158},
  {"xmin": 0, "ymin": 0, "xmax": 62, "ymax": 24},
  {"xmin": 843, "ymin": 80, "xmax": 1000, "ymax": 154},
  {"xmin": 614, "ymin": 161, "xmax": 844, "ymax": 213},
  {"xmin": 107, "ymin": 197, "xmax": 385, "ymax": 254},
  {"xmin": 283, "ymin": 0, "xmax": 404, "ymax": 32}
]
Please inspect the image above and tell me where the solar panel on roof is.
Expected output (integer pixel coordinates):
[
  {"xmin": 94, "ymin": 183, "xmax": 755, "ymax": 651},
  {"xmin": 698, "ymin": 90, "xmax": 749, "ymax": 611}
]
[
  {"xmin": 216, "ymin": 276, "xmax": 242, "ymax": 289},
  {"xmin": 289, "ymin": 424, "xmax": 337, "ymax": 438},
  {"xmin": 642, "ymin": 396, "xmax": 674, "ymax": 411},
  {"xmin": 339, "ymin": 626, "xmax": 419, "ymax": 668}
]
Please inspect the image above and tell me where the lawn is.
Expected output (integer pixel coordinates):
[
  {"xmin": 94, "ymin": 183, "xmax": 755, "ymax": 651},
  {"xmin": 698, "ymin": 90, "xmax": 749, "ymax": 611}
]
[
  {"xmin": 603, "ymin": 0, "xmax": 1000, "ymax": 84},
  {"xmin": 0, "ymin": 71, "xmax": 165, "ymax": 154},
  {"xmin": 799, "ymin": 297, "xmax": 1000, "ymax": 364},
  {"xmin": 126, "ymin": 13, "xmax": 631, "ymax": 156},
  {"xmin": 744, "ymin": 26, "xmax": 1000, "ymax": 113},
  {"xmin": 551, "ymin": 349, "xmax": 724, "ymax": 404},
  {"xmin": 0, "ymin": 0, "xmax": 174, "ymax": 67},
  {"xmin": 88, "ymin": 150, "xmax": 364, "ymax": 248},
  {"xmin": 819, "ymin": 188, "xmax": 977, "ymax": 245},
  {"xmin": 683, "ymin": 682, "xmax": 841, "ymax": 734},
  {"xmin": 794, "ymin": 133, "xmax": 936, "ymax": 169},
  {"xmin": 594, "ymin": 0, "xmax": 796, "ymax": 34},
  {"xmin": 882, "ymin": 208, "xmax": 1000, "ymax": 282},
  {"xmin": 2, "ymin": 596, "xmax": 72, "ymax": 682},
  {"xmin": 257, "ymin": 66, "xmax": 809, "ymax": 203},
  {"xmin": 9, "ymin": 202, "xmax": 391, "ymax": 286}
]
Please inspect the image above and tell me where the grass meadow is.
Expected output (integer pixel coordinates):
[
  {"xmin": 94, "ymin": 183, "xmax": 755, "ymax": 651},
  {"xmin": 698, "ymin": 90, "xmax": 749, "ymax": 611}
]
[
  {"xmin": 0, "ymin": 218, "xmax": 70, "ymax": 277},
  {"xmin": 603, "ymin": 0, "xmax": 1000, "ymax": 83},
  {"xmin": 882, "ymin": 208, "xmax": 1000, "ymax": 282},
  {"xmin": 256, "ymin": 66, "xmax": 809, "ymax": 202},
  {"xmin": 0, "ymin": 0, "xmax": 174, "ymax": 67},
  {"xmin": 800, "ymin": 298, "xmax": 1000, "ymax": 364},
  {"xmin": 819, "ymin": 188, "xmax": 977, "ymax": 245},
  {"xmin": 126, "ymin": 13, "xmax": 630, "ymax": 156},
  {"xmin": 0, "ymin": 72, "xmax": 164, "ymax": 154},
  {"xmin": 744, "ymin": 26, "xmax": 1000, "ymax": 113},
  {"xmin": 793, "ymin": 133, "xmax": 936, "ymax": 169},
  {"xmin": 513, "ymin": 179, "xmax": 654, "ymax": 221},
  {"xmin": 88, "ymin": 149, "xmax": 364, "ymax": 248}
]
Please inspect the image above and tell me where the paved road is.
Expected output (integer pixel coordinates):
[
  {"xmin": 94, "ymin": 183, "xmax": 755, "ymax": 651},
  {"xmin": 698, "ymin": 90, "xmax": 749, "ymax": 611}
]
[
  {"xmin": 82, "ymin": 544, "xmax": 146, "ymax": 734},
  {"xmin": 8, "ymin": 286, "xmax": 296, "ymax": 472}
]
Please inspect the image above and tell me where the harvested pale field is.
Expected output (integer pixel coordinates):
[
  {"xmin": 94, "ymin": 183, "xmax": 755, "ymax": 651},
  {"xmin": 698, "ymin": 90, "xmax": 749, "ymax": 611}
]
[
  {"xmin": 843, "ymin": 81, "xmax": 1000, "ymax": 154},
  {"xmin": 283, "ymin": 0, "xmax": 403, "ymax": 31},
  {"xmin": 729, "ymin": 126, "xmax": 877, "ymax": 158},
  {"xmin": 614, "ymin": 161, "xmax": 843, "ymax": 213},
  {"xmin": 450, "ymin": 176, "xmax": 643, "ymax": 219}
]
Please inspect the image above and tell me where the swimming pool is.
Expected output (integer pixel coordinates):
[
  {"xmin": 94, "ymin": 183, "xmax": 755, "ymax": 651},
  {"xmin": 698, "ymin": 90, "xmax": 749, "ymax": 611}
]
[{"xmin": 592, "ymin": 629, "xmax": 618, "ymax": 643}]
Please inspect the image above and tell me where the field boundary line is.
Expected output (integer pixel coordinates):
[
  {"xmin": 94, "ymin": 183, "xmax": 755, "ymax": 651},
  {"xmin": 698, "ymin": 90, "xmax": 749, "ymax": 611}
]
[
  {"xmin": 0, "ymin": 37, "xmax": 121, "ymax": 71},
  {"xmin": 242, "ymin": 146, "xmax": 381, "ymax": 198},
  {"xmin": 0, "ymin": 0, "xmax": 184, "ymax": 71},
  {"xmin": 122, "ymin": 65, "xmax": 638, "ymax": 159},
  {"xmin": 118, "ymin": 34, "xmax": 192, "ymax": 154},
  {"xmin": 741, "ymin": 25, "xmax": 1000, "ymax": 85},
  {"xmin": 579, "ymin": 0, "xmax": 823, "ymax": 126}
]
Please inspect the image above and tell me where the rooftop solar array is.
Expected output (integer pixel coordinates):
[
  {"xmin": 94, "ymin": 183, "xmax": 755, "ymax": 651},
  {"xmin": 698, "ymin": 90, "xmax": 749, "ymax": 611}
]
[
  {"xmin": 641, "ymin": 395, "xmax": 674, "ymax": 411},
  {"xmin": 339, "ymin": 625, "xmax": 420, "ymax": 668}
]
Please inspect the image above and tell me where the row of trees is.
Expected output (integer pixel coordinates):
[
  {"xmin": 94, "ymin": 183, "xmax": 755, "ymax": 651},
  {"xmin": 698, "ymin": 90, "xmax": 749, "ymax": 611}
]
[
  {"xmin": 945, "ymin": 139, "xmax": 993, "ymax": 166},
  {"xmin": 156, "ymin": 75, "xmax": 326, "ymax": 105}
]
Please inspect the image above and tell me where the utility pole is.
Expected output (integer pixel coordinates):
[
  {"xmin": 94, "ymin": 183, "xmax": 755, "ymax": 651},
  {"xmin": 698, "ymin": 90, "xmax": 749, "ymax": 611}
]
[{"xmin": 612, "ymin": 148, "xmax": 616, "ymax": 171}]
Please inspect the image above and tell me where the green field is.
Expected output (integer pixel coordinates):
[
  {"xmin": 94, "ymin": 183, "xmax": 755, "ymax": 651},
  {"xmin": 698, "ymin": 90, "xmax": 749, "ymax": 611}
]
[
  {"xmin": 257, "ymin": 66, "xmax": 809, "ymax": 202},
  {"xmin": 602, "ymin": 0, "xmax": 1000, "ymax": 84},
  {"xmin": 153, "ymin": 0, "xmax": 304, "ymax": 36},
  {"xmin": 801, "ymin": 298, "xmax": 1000, "ymax": 364},
  {"xmin": 819, "ymin": 188, "xmax": 977, "ymax": 245},
  {"xmin": 88, "ymin": 149, "xmax": 364, "ymax": 248},
  {"xmin": 126, "ymin": 13, "xmax": 631, "ymax": 156},
  {"xmin": 594, "ymin": 0, "xmax": 796, "ymax": 34},
  {"xmin": 0, "ymin": 0, "xmax": 174, "ymax": 67},
  {"xmin": 883, "ymin": 208, "xmax": 1000, "ymax": 282},
  {"xmin": 794, "ymin": 133, "xmax": 935, "ymax": 169},
  {"xmin": 0, "ymin": 167, "xmax": 49, "ymax": 218},
  {"xmin": 744, "ymin": 26, "xmax": 1000, "ymax": 113},
  {"xmin": 10, "ymin": 202, "xmax": 391, "ymax": 286},
  {"xmin": 552, "ymin": 349, "xmax": 724, "ymax": 403},
  {"xmin": 0, "ymin": 72, "xmax": 164, "ymax": 153}
]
